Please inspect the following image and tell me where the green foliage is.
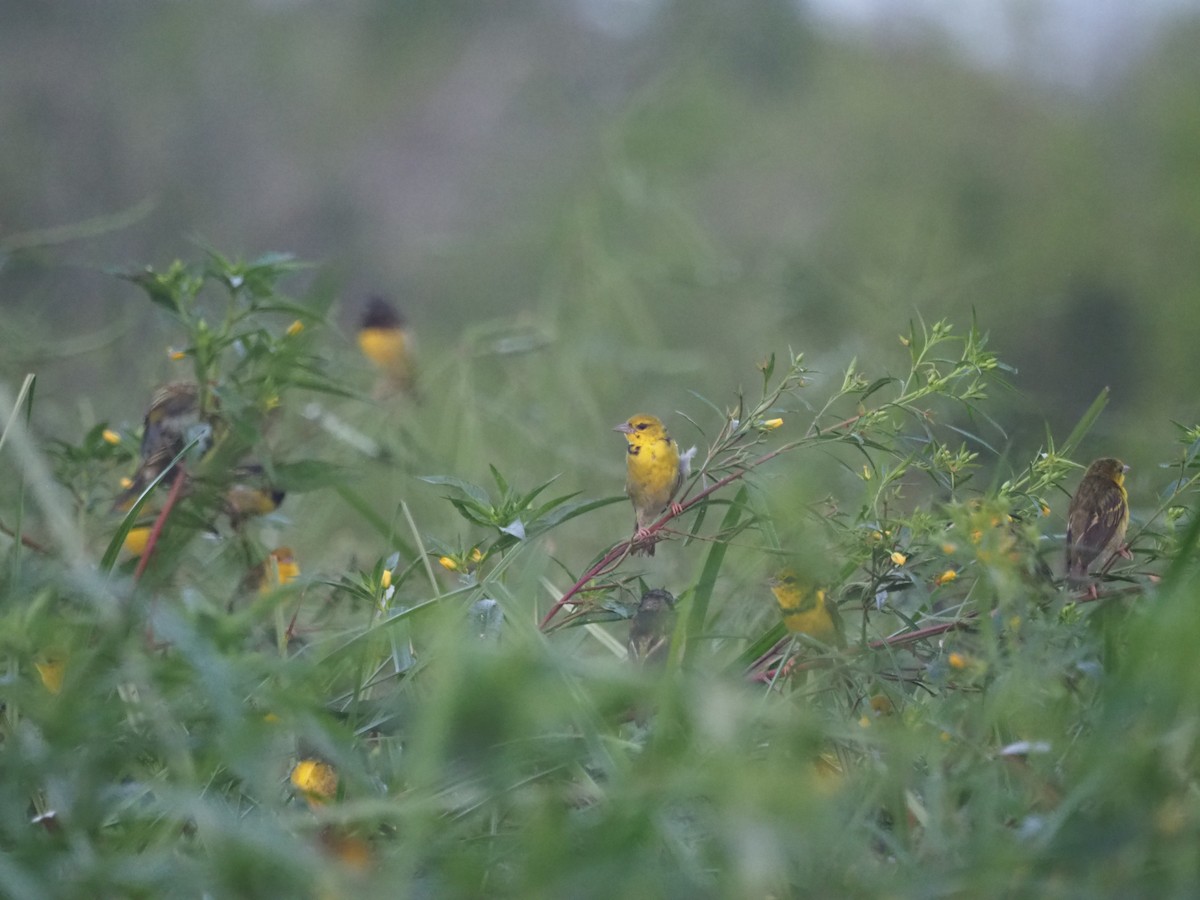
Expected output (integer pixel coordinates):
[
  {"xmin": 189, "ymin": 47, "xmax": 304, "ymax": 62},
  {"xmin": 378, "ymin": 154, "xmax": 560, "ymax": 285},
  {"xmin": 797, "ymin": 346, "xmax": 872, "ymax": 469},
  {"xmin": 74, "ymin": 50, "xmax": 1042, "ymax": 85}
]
[{"xmin": 3, "ymin": 252, "xmax": 1200, "ymax": 898}]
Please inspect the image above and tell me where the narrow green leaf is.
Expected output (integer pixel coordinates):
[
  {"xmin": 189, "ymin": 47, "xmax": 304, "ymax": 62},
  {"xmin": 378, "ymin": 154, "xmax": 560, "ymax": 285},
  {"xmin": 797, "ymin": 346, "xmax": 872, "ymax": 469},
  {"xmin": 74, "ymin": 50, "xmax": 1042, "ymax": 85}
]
[
  {"xmin": 1060, "ymin": 387, "xmax": 1110, "ymax": 455},
  {"xmin": 683, "ymin": 485, "xmax": 748, "ymax": 670},
  {"xmin": 418, "ymin": 475, "xmax": 491, "ymax": 506}
]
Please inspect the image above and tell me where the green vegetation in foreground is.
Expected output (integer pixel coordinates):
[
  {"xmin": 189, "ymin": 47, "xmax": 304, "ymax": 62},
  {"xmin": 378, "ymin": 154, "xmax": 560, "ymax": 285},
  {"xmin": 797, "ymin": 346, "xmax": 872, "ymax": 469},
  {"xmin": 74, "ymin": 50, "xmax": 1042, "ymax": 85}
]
[{"xmin": 2, "ymin": 252, "xmax": 1200, "ymax": 898}]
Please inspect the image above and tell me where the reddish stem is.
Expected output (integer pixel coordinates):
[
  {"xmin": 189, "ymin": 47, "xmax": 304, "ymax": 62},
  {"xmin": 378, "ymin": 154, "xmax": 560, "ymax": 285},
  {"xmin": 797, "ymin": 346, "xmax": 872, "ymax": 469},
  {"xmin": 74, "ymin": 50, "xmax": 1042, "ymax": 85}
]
[{"xmin": 133, "ymin": 465, "xmax": 187, "ymax": 583}]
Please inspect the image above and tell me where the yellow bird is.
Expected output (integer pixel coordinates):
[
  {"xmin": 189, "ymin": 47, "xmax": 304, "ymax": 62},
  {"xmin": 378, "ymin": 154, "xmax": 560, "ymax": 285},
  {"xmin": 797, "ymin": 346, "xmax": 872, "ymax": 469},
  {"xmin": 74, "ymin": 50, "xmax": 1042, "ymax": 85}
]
[
  {"xmin": 770, "ymin": 568, "xmax": 844, "ymax": 648},
  {"xmin": 358, "ymin": 296, "xmax": 417, "ymax": 398},
  {"xmin": 615, "ymin": 414, "xmax": 684, "ymax": 556},
  {"xmin": 1065, "ymin": 457, "xmax": 1130, "ymax": 587},
  {"xmin": 627, "ymin": 588, "xmax": 677, "ymax": 667},
  {"xmin": 223, "ymin": 464, "xmax": 286, "ymax": 527}
]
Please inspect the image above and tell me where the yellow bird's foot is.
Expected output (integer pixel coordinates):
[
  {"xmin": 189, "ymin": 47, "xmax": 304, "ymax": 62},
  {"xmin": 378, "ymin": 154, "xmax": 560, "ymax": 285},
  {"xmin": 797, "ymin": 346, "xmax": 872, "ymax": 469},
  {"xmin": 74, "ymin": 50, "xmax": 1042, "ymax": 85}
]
[{"xmin": 669, "ymin": 502, "xmax": 684, "ymax": 517}]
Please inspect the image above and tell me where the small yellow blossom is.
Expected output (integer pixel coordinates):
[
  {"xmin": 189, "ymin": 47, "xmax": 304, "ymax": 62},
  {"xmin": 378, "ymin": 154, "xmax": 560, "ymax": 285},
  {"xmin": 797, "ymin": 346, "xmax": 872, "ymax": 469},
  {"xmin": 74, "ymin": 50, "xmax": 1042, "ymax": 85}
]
[
  {"xmin": 899, "ymin": 334, "xmax": 910, "ymax": 347},
  {"xmin": 123, "ymin": 526, "xmax": 153, "ymax": 558},
  {"xmin": 934, "ymin": 569, "xmax": 957, "ymax": 586},
  {"xmin": 859, "ymin": 715, "xmax": 872, "ymax": 728},
  {"xmin": 759, "ymin": 417, "xmax": 784, "ymax": 431},
  {"xmin": 291, "ymin": 759, "xmax": 338, "ymax": 807},
  {"xmin": 380, "ymin": 569, "xmax": 392, "ymax": 590},
  {"xmin": 286, "ymin": 319, "xmax": 305, "ymax": 337},
  {"xmin": 438, "ymin": 556, "xmax": 458, "ymax": 572},
  {"xmin": 168, "ymin": 347, "xmax": 187, "ymax": 361},
  {"xmin": 102, "ymin": 429, "xmax": 121, "ymax": 445},
  {"xmin": 890, "ymin": 551, "xmax": 907, "ymax": 566},
  {"xmin": 941, "ymin": 542, "xmax": 957, "ymax": 555},
  {"xmin": 120, "ymin": 476, "xmax": 134, "ymax": 490},
  {"xmin": 470, "ymin": 547, "xmax": 484, "ymax": 563},
  {"xmin": 862, "ymin": 465, "xmax": 873, "ymax": 481},
  {"xmin": 1040, "ymin": 503, "xmax": 1051, "ymax": 517},
  {"xmin": 948, "ymin": 652, "xmax": 968, "ymax": 670}
]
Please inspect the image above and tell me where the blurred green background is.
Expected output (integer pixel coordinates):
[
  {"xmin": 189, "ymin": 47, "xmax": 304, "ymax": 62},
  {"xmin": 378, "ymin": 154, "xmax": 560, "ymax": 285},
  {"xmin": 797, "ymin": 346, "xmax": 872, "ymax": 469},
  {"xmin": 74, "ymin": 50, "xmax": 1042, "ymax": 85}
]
[{"xmin": 3, "ymin": 0, "xmax": 1200, "ymax": 496}]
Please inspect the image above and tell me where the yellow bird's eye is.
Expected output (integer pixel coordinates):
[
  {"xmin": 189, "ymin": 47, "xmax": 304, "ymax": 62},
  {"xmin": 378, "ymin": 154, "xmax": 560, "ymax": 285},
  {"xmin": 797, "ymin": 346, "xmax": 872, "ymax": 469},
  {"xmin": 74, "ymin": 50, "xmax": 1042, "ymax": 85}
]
[{"xmin": 636, "ymin": 422, "xmax": 649, "ymax": 431}]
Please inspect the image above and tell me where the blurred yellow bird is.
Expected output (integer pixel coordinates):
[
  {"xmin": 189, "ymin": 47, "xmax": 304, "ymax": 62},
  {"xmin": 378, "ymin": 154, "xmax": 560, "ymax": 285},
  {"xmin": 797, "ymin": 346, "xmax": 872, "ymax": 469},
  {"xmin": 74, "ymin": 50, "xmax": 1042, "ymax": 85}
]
[
  {"xmin": 1065, "ymin": 457, "xmax": 1130, "ymax": 587},
  {"xmin": 615, "ymin": 414, "xmax": 685, "ymax": 556},
  {"xmin": 223, "ymin": 464, "xmax": 287, "ymax": 527},
  {"xmin": 358, "ymin": 296, "xmax": 417, "ymax": 398},
  {"xmin": 770, "ymin": 568, "xmax": 844, "ymax": 648}
]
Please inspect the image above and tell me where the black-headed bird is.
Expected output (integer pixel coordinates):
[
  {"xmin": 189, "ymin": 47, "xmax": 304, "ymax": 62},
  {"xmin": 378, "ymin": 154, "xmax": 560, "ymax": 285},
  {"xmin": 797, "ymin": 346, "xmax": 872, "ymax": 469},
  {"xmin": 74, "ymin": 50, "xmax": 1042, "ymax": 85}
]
[{"xmin": 358, "ymin": 296, "xmax": 417, "ymax": 398}]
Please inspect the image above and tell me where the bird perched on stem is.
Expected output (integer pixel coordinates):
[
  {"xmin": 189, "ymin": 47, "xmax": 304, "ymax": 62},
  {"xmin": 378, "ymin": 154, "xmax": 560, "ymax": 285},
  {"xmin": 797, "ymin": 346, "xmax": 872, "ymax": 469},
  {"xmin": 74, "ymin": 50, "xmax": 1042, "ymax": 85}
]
[
  {"xmin": 114, "ymin": 382, "xmax": 205, "ymax": 511},
  {"xmin": 770, "ymin": 568, "xmax": 845, "ymax": 648},
  {"xmin": 1065, "ymin": 457, "xmax": 1129, "ymax": 590},
  {"xmin": 358, "ymin": 296, "xmax": 417, "ymax": 399},
  {"xmin": 627, "ymin": 588, "xmax": 677, "ymax": 667},
  {"xmin": 615, "ymin": 414, "xmax": 687, "ymax": 556}
]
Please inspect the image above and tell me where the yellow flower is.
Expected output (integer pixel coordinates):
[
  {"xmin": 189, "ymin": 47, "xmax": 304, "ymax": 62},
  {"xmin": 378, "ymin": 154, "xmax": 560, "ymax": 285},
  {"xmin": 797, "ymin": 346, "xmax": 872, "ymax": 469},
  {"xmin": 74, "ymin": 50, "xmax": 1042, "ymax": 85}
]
[
  {"xmin": 890, "ymin": 551, "xmax": 907, "ymax": 566},
  {"xmin": 948, "ymin": 652, "xmax": 968, "ymax": 670},
  {"xmin": 380, "ymin": 568, "xmax": 392, "ymax": 590},
  {"xmin": 934, "ymin": 569, "xmax": 957, "ymax": 586},
  {"xmin": 286, "ymin": 319, "xmax": 305, "ymax": 337},
  {"xmin": 123, "ymin": 526, "xmax": 153, "ymax": 558},
  {"xmin": 438, "ymin": 556, "xmax": 458, "ymax": 572},
  {"xmin": 759, "ymin": 417, "xmax": 784, "ymax": 431},
  {"xmin": 167, "ymin": 347, "xmax": 187, "ymax": 360},
  {"xmin": 102, "ymin": 429, "xmax": 122, "ymax": 445},
  {"xmin": 291, "ymin": 759, "xmax": 338, "ymax": 807}
]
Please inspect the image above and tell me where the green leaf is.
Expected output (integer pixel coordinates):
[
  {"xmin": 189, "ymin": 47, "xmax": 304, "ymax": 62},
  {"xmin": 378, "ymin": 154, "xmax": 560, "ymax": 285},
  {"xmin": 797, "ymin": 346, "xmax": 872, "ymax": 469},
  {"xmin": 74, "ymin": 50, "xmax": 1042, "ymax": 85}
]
[
  {"xmin": 683, "ymin": 485, "xmax": 748, "ymax": 670},
  {"xmin": 489, "ymin": 464, "xmax": 510, "ymax": 497},
  {"xmin": 418, "ymin": 475, "xmax": 491, "ymax": 507},
  {"xmin": 1060, "ymin": 387, "xmax": 1110, "ymax": 455}
]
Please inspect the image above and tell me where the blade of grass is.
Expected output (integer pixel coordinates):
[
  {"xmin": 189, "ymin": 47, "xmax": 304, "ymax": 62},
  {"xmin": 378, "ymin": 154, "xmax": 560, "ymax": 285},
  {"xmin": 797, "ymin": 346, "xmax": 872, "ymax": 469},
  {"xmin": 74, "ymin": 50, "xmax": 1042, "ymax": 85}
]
[{"xmin": 682, "ymin": 485, "xmax": 747, "ymax": 670}]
